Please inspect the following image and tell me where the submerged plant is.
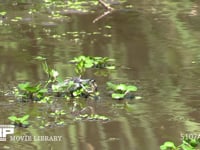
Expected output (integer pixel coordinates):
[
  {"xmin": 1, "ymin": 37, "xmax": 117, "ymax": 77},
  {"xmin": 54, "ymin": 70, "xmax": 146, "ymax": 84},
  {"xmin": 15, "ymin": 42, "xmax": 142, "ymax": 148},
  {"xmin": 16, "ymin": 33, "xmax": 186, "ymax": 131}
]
[
  {"xmin": 107, "ymin": 82, "xmax": 137, "ymax": 100},
  {"xmin": 8, "ymin": 115, "xmax": 30, "ymax": 127}
]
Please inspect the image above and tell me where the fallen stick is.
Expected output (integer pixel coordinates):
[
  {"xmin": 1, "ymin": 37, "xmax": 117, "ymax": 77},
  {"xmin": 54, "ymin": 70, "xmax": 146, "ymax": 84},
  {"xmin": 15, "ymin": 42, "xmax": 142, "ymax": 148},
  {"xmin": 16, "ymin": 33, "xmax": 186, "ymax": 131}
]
[
  {"xmin": 98, "ymin": 0, "xmax": 114, "ymax": 11},
  {"xmin": 93, "ymin": 0, "xmax": 115, "ymax": 23},
  {"xmin": 93, "ymin": 10, "xmax": 112, "ymax": 23}
]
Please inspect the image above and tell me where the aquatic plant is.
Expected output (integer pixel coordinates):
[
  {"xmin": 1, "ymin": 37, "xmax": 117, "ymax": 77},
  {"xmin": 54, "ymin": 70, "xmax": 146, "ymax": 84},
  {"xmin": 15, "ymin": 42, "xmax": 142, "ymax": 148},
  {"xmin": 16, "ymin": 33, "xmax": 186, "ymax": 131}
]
[
  {"xmin": 15, "ymin": 82, "xmax": 47, "ymax": 101},
  {"xmin": 0, "ymin": 11, "xmax": 6, "ymax": 15},
  {"xmin": 70, "ymin": 55, "xmax": 115, "ymax": 69},
  {"xmin": 38, "ymin": 96, "xmax": 53, "ymax": 104},
  {"xmin": 107, "ymin": 82, "xmax": 137, "ymax": 100},
  {"xmin": 50, "ymin": 110, "xmax": 66, "ymax": 117},
  {"xmin": 42, "ymin": 61, "xmax": 59, "ymax": 83},
  {"xmin": 49, "ymin": 110, "xmax": 66, "ymax": 125},
  {"xmin": 160, "ymin": 138, "xmax": 200, "ymax": 150},
  {"xmin": 52, "ymin": 77, "xmax": 98, "ymax": 99},
  {"xmin": 70, "ymin": 55, "xmax": 115, "ymax": 76},
  {"xmin": 8, "ymin": 54, "xmax": 140, "ymax": 129},
  {"xmin": 8, "ymin": 115, "xmax": 30, "ymax": 127}
]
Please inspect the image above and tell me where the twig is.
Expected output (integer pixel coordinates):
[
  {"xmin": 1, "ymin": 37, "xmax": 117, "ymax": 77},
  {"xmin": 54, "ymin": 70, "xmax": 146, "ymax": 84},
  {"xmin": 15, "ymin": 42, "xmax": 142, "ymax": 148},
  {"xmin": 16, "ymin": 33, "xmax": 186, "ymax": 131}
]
[
  {"xmin": 93, "ymin": 0, "xmax": 115, "ymax": 23},
  {"xmin": 98, "ymin": 0, "xmax": 114, "ymax": 11},
  {"xmin": 93, "ymin": 10, "xmax": 112, "ymax": 23}
]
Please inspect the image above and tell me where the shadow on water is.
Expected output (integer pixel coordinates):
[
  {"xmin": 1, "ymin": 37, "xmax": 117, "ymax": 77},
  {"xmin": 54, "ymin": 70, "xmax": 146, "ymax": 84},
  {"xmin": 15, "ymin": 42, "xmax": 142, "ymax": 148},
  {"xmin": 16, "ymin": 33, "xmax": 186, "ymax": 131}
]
[{"xmin": 0, "ymin": 0, "xmax": 200, "ymax": 150}]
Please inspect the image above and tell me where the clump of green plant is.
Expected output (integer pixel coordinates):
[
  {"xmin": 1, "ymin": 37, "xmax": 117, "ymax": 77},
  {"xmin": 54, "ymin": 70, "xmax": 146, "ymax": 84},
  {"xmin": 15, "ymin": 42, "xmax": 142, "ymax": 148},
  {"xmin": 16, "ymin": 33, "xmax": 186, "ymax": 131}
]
[
  {"xmin": 14, "ymin": 82, "xmax": 47, "ymax": 101},
  {"xmin": 52, "ymin": 77, "xmax": 99, "ymax": 99},
  {"xmin": 8, "ymin": 115, "xmax": 30, "ymax": 127},
  {"xmin": 160, "ymin": 138, "xmax": 200, "ymax": 150},
  {"xmin": 14, "ymin": 56, "xmax": 100, "ymax": 101},
  {"xmin": 69, "ymin": 56, "xmax": 115, "ymax": 74},
  {"xmin": 107, "ymin": 82, "xmax": 137, "ymax": 100}
]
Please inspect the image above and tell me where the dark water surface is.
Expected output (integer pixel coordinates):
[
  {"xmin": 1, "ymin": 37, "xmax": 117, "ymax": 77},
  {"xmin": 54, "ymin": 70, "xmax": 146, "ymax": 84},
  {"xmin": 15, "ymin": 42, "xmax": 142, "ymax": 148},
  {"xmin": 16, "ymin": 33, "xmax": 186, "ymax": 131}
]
[{"xmin": 0, "ymin": 0, "xmax": 200, "ymax": 150}]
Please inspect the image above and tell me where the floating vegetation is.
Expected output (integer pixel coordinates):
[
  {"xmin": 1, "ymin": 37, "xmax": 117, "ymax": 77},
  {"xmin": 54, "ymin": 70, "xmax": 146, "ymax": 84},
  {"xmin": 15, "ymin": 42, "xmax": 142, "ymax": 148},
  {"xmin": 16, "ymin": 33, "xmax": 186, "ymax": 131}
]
[
  {"xmin": 75, "ymin": 114, "xmax": 109, "ymax": 121},
  {"xmin": 51, "ymin": 77, "xmax": 99, "ymax": 99},
  {"xmin": 49, "ymin": 110, "xmax": 66, "ymax": 125},
  {"xmin": 13, "ymin": 56, "xmax": 100, "ymax": 102},
  {"xmin": 107, "ymin": 82, "xmax": 137, "ymax": 100},
  {"xmin": 160, "ymin": 138, "xmax": 200, "ymax": 150},
  {"xmin": 0, "ymin": 11, "xmax": 7, "ymax": 17},
  {"xmin": 70, "ymin": 55, "xmax": 115, "ymax": 70},
  {"xmin": 7, "ymin": 55, "xmax": 139, "ymax": 128},
  {"xmin": 11, "ymin": 16, "xmax": 22, "ymax": 22},
  {"xmin": 14, "ymin": 82, "xmax": 47, "ymax": 101},
  {"xmin": 50, "ymin": 110, "xmax": 66, "ymax": 117},
  {"xmin": 8, "ymin": 115, "xmax": 30, "ymax": 128}
]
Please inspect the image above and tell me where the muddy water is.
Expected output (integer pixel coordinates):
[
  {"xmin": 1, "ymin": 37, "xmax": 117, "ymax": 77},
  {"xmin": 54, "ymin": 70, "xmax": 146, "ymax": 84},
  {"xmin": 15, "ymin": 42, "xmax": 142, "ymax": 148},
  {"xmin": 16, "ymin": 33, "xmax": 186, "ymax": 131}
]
[{"xmin": 0, "ymin": 0, "xmax": 200, "ymax": 150}]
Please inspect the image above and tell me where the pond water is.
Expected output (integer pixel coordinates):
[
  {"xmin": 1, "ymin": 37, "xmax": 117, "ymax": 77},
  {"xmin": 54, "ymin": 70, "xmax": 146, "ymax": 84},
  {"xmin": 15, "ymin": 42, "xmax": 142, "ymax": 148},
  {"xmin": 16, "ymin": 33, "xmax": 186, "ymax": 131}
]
[{"xmin": 0, "ymin": 0, "xmax": 200, "ymax": 150}]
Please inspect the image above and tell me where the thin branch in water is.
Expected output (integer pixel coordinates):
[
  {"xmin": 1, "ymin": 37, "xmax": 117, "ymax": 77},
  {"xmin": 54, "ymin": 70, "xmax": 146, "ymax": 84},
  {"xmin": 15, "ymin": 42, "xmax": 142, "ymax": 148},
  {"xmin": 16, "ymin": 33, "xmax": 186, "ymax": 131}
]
[
  {"xmin": 93, "ymin": 10, "xmax": 113, "ymax": 23},
  {"xmin": 98, "ymin": 0, "xmax": 114, "ymax": 11},
  {"xmin": 93, "ymin": 0, "xmax": 115, "ymax": 23}
]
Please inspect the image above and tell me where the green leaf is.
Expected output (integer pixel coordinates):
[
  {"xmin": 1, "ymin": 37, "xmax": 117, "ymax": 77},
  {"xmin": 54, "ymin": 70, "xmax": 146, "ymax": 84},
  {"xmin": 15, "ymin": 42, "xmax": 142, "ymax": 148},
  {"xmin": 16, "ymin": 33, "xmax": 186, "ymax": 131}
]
[
  {"xmin": 18, "ymin": 82, "xmax": 30, "ymax": 91},
  {"xmin": 111, "ymin": 93, "xmax": 125, "ymax": 99},
  {"xmin": 106, "ymin": 82, "xmax": 116, "ymax": 90},
  {"xmin": 115, "ymin": 84, "xmax": 127, "ymax": 92},
  {"xmin": 26, "ymin": 86, "xmax": 39, "ymax": 93},
  {"xmin": 189, "ymin": 139, "xmax": 198, "ymax": 147},
  {"xmin": 160, "ymin": 141, "xmax": 176, "ymax": 150},
  {"xmin": 22, "ymin": 121, "xmax": 29, "ymax": 125},
  {"xmin": 50, "ymin": 113, "xmax": 56, "ymax": 116},
  {"xmin": 56, "ymin": 121, "xmax": 65, "ymax": 125},
  {"xmin": 38, "ymin": 88, "xmax": 48, "ymax": 93},
  {"xmin": 42, "ymin": 61, "xmax": 50, "ymax": 75},
  {"xmin": 8, "ymin": 116, "xmax": 17, "ymax": 122},
  {"xmin": 126, "ymin": 85, "xmax": 137, "ymax": 92},
  {"xmin": 0, "ymin": 11, "xmax": 7, "ymax": 16},
  {"xmin": 181, "ymin": 140, "xmax": 197, "ymax": 149},
  {"xmin": 84, "ymin": 61, "xmax": 94, "ymax": 68},
  {"xmin": 21, "ymin": 115, "xmax": 30, "ymax": 122},
  {"xmin": 34, "ymin": 56, "xmax": 47, "ymax": 61},
  {"xmin": 180, "ymin": 144, "xmax": 194, "ymax": 150}
]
